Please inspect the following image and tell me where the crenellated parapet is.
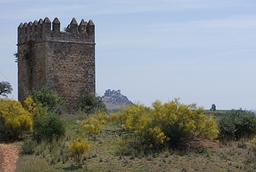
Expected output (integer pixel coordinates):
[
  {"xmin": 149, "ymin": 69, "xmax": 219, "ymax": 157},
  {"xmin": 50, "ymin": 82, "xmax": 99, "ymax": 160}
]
[{"xmin": 18, "ymin": 17, "xmax": 95, "ymax": 44}]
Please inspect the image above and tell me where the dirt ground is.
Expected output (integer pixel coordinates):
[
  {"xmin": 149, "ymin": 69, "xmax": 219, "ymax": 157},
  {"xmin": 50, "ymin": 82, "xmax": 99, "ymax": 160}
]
[{"xmin": 0, "ymin": 144, "xmax": 19, "ymax": 172}]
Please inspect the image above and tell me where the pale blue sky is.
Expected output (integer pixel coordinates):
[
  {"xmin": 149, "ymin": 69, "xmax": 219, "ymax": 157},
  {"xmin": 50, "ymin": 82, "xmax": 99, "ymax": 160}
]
[{"xmin": 0, "ymin": 0, "xmax": 256, "ymax": 110}]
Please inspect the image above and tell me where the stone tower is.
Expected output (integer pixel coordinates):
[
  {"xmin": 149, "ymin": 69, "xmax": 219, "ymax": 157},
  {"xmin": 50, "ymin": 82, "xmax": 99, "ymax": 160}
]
[{"xmin": 17, "ymin": 17, "xmax": 95, "ymax": 112}]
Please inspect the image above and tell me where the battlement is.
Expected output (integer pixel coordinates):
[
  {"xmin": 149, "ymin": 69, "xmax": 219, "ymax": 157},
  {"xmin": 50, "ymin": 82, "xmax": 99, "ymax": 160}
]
[{"xmin": 18, "ymin": 17, "xmax": 95, "ymax": 44}]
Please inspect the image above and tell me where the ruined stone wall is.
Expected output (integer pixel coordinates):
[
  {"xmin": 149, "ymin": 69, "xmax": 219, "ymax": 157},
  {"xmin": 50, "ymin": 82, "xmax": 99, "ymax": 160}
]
[{"xmin": 17, "ymin": 17, "xmax": 95, "ymax": 112}]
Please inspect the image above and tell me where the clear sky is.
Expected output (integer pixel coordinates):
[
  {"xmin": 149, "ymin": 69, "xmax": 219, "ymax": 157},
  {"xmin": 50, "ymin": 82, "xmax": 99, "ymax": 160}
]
[{"xmin": 0, "ymin": 0, "xmax": 256, "ymax": 110}]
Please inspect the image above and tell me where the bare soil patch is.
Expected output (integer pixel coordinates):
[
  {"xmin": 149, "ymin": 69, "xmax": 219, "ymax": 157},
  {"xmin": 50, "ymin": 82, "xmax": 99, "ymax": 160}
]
[{"xmin": 0, "ymin": 143, "xmax": 19, "ymax": 172}]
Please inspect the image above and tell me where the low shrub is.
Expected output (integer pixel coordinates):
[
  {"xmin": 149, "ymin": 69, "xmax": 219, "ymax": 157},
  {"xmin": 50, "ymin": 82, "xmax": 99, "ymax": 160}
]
[
  {"xmin": 79, "ymin": 90, "xmax": 106, "ymax": 114},
  {"xmin": 21, "ymin": 139, "xmax": 37, "ymax": 155},
  {"xmin": 218, "ymin": 109, "xmax": 256, "ymax": 141},
  {"xmin": 68, "ymin": 139, "xmax": 90, "ymax": 165},
  {"xmin": 24, "ymin": 95, "xmax": 48, "ymax": 119},
  {"xmin": 33, "ymin": 112, "xmax": 65, "ymax": 143},
  {"xmin": 251, "ymin": 136, "xmax": 256, "ymax": 145},
  {"xmin": 30, "ymin": 88, "xmax": 64, "ymax": 114},
  {"xmin": 80, "ymin": 112, "xmax": 108, "ymax": 138},
  {"xmin": 249, "ymin": 135, "xmax": 256, "ymax": 151}
]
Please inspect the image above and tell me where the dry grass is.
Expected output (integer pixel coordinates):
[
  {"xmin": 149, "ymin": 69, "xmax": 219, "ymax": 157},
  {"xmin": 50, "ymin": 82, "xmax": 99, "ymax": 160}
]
[
  {"xmin": 14, "ymin": 113, "xmax": 256, "ymax": 172},
  {"xmin": 16, "ymin": 136, "xmax": 256, "ymax": 171},
  {"xmin": 83, "ymin": 140, "xmax": 251, "ymax": 172},
  {"xmin": 16, "ymin": 155, "xmax": 57, "ymax": 172}
]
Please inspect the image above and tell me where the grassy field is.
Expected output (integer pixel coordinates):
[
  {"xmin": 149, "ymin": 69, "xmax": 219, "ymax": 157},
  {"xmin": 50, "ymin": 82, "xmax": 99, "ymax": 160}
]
[{"xmin": 13, "ymin": 112, "xmax": 256, "ymax": 172}]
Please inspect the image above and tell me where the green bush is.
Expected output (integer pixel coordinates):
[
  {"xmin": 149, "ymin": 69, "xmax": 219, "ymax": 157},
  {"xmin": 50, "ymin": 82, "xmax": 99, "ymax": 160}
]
[
  {"xmin": 30, "ymin": 88, "xmax": 64, "ymax": 114},
  {"xmin": 79, "ymin": 90, "xmax": 106, "ymax": 114},
  {"xmin": 21, "ymin": 139, "xmax": 37, "ymax": 155},
  {"xmin": 33, "ymin": 113, "xmax": 65, "ymax": 143},
  {"xmin": 218, "ymin": 109, "xmax": 256, "ymax": 141}
]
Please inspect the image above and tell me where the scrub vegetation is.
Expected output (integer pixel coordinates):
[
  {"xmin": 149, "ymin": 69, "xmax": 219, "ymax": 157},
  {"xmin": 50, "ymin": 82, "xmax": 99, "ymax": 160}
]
[{"xmin": 1, "ymin": 88, "xmax": 256, "ymax": 171}]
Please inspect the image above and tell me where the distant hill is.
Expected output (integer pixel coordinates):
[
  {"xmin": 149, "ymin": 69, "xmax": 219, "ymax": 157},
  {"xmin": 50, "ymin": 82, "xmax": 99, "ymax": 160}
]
[{"xmin": 101, "ymin": 89, "xmax": 133, "ymax": 111}]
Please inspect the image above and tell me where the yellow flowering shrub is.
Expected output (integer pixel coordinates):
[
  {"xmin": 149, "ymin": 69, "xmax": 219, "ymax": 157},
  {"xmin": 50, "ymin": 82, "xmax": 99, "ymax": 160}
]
[
  {"xmin": 251, "ymin": 136, "xmax": 256, "ymax": 145},
  {"xmin": 24, "ymin": 95, "xmax": 47, "ymax": 119},
  {"xmin": 123, "ymin": 104, "xmax": 149, "ymax": 131},
  {"xmin": 0, "ymin": 98, "xmax": 33, "ymax": 139},
  {"xmin": 152, "ymin": 100, "xmax": 218, "ymax": 147},
  {"xmin": 68, "ymin": 139, "xmax": 90, "ymax": 165},
  {"xmin": 24, "ymin": 95, "xmax": 36, "ymax": 112},
  {"xmin": 118, "ymin": 103, "xmax": 167, "ymax": 147},
  {"xmin": 80, "ymin": 117, "xmax": 101, "ymax": 135},
  {"xmin": 112, "ymin": 100, "xmax": 219, "ymax": 149},
  {"xmin": 80, "ymin": 112, "xmax": 108, "ymax": 137},
  {"xmin": 248, "ymin": 135, "xmax": 256, "ymax": 151},
  {"xmin": 148, "ymin": 126, "xmax": 167, "ymax": 144},
  {"xmin": 108, "ymin": 111, "xmax": 127, "ymax": 127},
  {"xmin": 94, "ymin": 111, "xmax": 108, "ymax": 125}
]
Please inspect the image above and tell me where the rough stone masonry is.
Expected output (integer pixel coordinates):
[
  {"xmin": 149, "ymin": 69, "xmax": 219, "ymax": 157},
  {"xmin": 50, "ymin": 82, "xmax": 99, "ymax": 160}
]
[{"xmin": 17, "ymin": 17, "xmax": 95, "ymax": 112}]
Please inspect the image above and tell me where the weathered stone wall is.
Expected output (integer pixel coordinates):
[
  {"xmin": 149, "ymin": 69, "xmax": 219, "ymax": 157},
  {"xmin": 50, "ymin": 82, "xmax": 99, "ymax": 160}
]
[
  {"xmin": 18, "ymin": 41, "xmax": 47, "ymax": 102},
  {"xmin": 17, "ymin": 17, "xmax": 95, "ymax": 112}
]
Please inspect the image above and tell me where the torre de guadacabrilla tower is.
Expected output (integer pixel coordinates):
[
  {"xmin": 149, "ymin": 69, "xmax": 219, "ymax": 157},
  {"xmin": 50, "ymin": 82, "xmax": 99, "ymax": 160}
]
[{"xmin": 17, "ymin": 17, "xmax": 95, "ymax": 112}]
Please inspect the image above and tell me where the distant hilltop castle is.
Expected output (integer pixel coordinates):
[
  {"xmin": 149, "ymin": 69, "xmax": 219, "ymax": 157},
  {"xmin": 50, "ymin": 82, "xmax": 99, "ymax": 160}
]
[
  {"xmin": 101, "ymin": 89, "xmax": 133, "ymax": 110},
  {"xmin": 17, "ymin": 17, "xmax": 95, "ymax": 112}
]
